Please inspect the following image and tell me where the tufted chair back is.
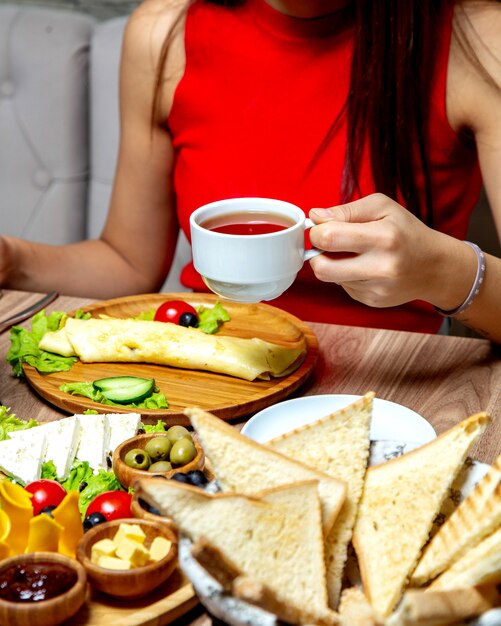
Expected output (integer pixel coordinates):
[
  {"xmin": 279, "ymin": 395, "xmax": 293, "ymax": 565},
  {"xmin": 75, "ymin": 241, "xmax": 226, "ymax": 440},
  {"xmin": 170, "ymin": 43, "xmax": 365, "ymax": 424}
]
[{"xmin": 0, "ymin": 5, "xmax": 95, "ymax": 244}]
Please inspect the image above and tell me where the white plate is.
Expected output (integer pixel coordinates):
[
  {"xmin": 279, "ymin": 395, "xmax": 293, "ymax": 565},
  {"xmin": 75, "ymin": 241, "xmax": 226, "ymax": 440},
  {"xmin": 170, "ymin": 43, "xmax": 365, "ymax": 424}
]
[{"xmin": 241, "ymin": 394, "xmax": 436, "ymax": 443}]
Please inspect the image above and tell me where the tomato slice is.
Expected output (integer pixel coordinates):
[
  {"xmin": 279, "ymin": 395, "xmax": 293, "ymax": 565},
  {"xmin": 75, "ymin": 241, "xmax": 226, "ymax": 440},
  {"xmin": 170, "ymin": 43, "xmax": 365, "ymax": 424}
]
[
  {"xmin": 25, "ymin": 480, "xmax": 67, "ymax": 516},
  {"xmin": 85, "ymin": 490, "xmax": 132, "ymax": 522},
  {"xmin": 154, "ymin": 300, "xmax": 198, "ymax": 325}
]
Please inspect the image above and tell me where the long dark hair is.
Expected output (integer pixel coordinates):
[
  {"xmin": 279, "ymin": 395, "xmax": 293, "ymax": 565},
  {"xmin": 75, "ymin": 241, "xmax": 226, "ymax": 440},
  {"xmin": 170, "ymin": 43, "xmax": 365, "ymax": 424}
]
[{"xmin": 153, "ymin": 0, "xmax": 492, "ymax": 227}]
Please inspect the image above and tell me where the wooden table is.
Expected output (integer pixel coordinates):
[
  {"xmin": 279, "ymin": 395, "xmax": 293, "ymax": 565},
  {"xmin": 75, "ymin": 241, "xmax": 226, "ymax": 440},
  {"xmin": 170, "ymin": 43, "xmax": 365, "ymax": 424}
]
[{"xmin": 1, "ymin": 288, "xmax": 501, "ymax": 625}]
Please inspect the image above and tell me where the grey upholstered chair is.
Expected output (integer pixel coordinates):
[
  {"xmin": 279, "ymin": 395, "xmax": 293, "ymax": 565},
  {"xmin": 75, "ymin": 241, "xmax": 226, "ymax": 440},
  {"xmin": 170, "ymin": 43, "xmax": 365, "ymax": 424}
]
[
  {"xmin": 0, "ymin": 4, "xmax": 190, "ymax": 291},
  {"xmin": 0, "ymin": 5, "xmax": 95, "ymax": 244}
]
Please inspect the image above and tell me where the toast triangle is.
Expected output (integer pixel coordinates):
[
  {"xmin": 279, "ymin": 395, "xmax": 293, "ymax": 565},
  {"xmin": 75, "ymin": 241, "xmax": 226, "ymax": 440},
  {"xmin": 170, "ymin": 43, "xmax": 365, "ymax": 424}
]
[
  {"xmin": 135, "ymin": 478, "xmax": 338, "ymax": 625},
  {"xmin": 352, "ymin": 412, "xmax": 490, "ymax": 617},
  {"xmin": 430, "ymin": 525, "xmax": 501, "ymax": 591},
  {"xmin": 184, "ymin": 407, "xmax": 346, "ymax": 536},
  {"xmin": 267, "ymin": 392, "xmax": 373, "ymax": 609},
  {"xmin": 412, "ymin": 452, "xmax": 501, "ymax": 586}
]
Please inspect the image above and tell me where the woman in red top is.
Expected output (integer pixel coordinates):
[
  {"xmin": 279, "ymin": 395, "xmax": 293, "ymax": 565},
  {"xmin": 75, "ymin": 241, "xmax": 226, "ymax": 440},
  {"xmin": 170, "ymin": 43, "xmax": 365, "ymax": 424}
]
[{"xmin": 1, "ymin": 0, "xmax": 501, "ymax": 339}]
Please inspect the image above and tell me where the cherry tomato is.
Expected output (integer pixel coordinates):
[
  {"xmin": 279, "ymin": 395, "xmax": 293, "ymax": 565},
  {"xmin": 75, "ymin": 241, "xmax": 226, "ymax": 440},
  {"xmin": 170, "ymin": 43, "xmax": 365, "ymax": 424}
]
[
  {"xmin": 154, "ymin": 300, "xmax": 198, "ymax": 325},
  {"xmin": 25, "ymin": 479, "xmax": 67, "ymax": 516},
  {"xmin": 85, "ymin": 490, "xmax": 132, "ymax": 522}
]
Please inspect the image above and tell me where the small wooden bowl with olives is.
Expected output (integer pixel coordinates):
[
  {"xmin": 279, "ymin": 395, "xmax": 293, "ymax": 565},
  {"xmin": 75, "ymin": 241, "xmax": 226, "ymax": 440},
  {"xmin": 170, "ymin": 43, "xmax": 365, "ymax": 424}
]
[{"xmin": 112, "ymin": 425, "xmax": 205, "ymax": 490}]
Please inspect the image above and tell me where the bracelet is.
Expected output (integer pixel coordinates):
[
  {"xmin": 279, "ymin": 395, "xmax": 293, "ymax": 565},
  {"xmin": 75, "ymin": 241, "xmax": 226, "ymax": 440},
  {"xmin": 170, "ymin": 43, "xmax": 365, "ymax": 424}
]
[{"xmin": 435, "ymin": 241, "xmax": 486, "ymax": 317}]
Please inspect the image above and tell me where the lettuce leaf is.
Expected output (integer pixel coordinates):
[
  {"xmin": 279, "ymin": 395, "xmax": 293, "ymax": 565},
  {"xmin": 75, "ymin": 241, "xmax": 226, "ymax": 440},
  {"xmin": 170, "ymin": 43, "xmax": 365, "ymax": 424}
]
[
  {"xmin": 134, "ymin": 308, "xmax": 155, "ymax": 321},
  {"xmin": 6, "ymin": 309, "xmax": 90, "ymax": 377},
  {"xmin": 77, "ymin": 469, "xmax": 124, "ymax": 517},
  {"xmin": 59, "ymin": 381, "xmax": 169, "ymax": 409},
  {"xmin": 61, "ymin": 460, "xmax": 94, "ymax": 493},
  {"xmin": 196, "ymin": 301, "xmax": 231, "ymax": 334},
  {"xmin": 0, "ymin": 405, "xmax": 39, "ymax": 441},
  {"xmin": 41, "ymin": 460, "xmax": 58, "ymax": 480},
  {"xmin": 143, "ymin": 420, "xmax": 167, "ymax": 433}
]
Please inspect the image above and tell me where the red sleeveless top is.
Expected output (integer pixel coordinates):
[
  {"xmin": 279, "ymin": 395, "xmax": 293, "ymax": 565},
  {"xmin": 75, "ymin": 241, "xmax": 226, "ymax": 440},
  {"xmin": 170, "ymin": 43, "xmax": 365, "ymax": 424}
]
[{"xmin": 168, "ymin": 0, "xmax": 482, "ymax": 332}]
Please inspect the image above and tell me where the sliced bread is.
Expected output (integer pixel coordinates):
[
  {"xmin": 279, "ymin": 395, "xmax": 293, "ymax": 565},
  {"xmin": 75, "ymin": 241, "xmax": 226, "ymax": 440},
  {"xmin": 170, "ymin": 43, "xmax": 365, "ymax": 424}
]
[
  {"xmin": 338, "ymin": 587, "xmax": 381, "ymax": 626},
  {"xmin": 387, "ymin": 585, "xmax": 501, "ymax": 626},
  {"xmin": 184, "ymin": 407, "xmax": 347, "ymax": 536},
  {"xmin": 267, "ymin": 392, "xmax": 373, "ymax": 608},
  {"xmin": 352, "ymin": 412, "xmax": 490, "ymax": 617},
  {"xmin": 412, "ymin": 452, "xmax": 501, "ymax": 586},
  {"xmin": 135, "ymin": 478, "xmax": 338, "ymax": 626},
  {"xmin": 430, "ymin": 526, "xmax": 501, "ymax": 591}
]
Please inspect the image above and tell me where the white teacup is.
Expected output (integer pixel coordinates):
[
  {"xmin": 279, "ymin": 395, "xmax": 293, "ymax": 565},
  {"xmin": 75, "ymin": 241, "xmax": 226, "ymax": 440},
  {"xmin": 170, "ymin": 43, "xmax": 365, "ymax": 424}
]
[{"xmin": 190, "ymin": 197, "xmax": 321, "ymax": 303}]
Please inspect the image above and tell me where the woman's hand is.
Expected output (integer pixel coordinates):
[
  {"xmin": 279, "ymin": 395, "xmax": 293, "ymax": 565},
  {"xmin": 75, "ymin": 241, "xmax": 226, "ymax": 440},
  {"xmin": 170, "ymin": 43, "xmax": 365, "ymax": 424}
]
[{"xmin": 308, "ymin": 193, "xmax": 477, "ymax": 310}]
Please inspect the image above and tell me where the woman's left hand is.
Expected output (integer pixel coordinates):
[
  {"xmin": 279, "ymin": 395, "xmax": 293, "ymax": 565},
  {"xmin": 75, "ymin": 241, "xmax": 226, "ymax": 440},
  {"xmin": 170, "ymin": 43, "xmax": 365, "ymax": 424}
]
[{"xmin": 308, "ymin": 193, "xmax": 475, "ymax": 309}]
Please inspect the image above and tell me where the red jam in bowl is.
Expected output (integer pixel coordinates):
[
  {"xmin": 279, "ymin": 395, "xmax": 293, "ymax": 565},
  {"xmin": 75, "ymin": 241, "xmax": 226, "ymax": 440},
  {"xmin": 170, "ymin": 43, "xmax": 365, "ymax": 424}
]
[{"xmin": 0, "ymin": 561, "xmax": 77, "ymax": 602}]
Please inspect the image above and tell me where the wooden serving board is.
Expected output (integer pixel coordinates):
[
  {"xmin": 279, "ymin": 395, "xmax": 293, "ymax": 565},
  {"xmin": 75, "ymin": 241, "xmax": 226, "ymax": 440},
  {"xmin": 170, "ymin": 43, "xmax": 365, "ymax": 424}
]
[
  {"xmin": 24, "ymin": 293, "xmax": 318, "ymax": 425},
  {"xmin": 73, "ymin": 568, "xmax": 198, "ymax": 626}
]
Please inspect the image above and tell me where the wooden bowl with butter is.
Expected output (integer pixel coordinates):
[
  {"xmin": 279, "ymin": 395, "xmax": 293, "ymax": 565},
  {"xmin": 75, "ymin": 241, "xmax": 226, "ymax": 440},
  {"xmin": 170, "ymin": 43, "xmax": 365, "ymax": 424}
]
[{"xmin": 76, "ymin": 518, "xmax": 178, "ymax": 599}]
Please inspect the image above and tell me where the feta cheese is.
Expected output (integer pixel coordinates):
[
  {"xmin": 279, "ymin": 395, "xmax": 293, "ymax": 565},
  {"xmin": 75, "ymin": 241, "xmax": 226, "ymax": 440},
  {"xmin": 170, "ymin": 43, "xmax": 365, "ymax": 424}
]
[
  {"xmin": 9, "ymin": 416, "xmax": 81, "ymax": 481},
  {"xmin": 75, "ymin": 414, "xmax": 109, "ymax": 473},
  {"xmin": 105, "ymin": 413, "xmax": 142, "ymax": 458},
  {"xmin": 0, "ymin": 430, "xmax": 47, "ymax": 485}
]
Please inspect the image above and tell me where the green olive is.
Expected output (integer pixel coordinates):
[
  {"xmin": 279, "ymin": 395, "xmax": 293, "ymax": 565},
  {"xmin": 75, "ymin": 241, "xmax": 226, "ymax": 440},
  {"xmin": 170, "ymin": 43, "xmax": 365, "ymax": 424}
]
[
  {"xmin": 170, "ymin": 438, "xmax": 196, "ymax": 466},
  {"xmin": 166, "ymin": 425, "xmax": 191, "ymax": 444},
  {"xmin": 144, "ymin": 436, "xmax": 172, "ymax": 462},
  {"xmin": 124, "ymin": 448, "xmax": 151, "ymax": 470},
  {"xmin": 148, "ymin": 461, "xmax": 173, "ymax": 473}
]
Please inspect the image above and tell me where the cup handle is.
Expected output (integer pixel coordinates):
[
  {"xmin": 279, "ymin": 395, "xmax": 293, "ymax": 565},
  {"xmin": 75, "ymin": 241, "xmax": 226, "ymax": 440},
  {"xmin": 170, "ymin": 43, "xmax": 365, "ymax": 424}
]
[{"xmin": 303, "ymin": 218, "xmax": 322, "ymax": 261}]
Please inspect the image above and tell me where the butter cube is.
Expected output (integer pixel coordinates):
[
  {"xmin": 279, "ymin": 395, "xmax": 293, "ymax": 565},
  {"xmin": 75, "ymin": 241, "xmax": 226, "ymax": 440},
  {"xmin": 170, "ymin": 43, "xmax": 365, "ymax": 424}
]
[
  {"xmin": 113, "ymin": 523, "xmax": 146, "ymax": 546},
  {"xmin": 91, "ymin": 538, "xmax": 116, "ymax": 564},
  {"xmin": 115, "ymin": 537, "xmax": 150, "ymax": 567},
  {"xmin": 149, "ymin": 536, "xmax": 172, "ymax": 562},
  {"xmin": 98, "ymin": 555, "xmax": 132, "ymax": 570}
]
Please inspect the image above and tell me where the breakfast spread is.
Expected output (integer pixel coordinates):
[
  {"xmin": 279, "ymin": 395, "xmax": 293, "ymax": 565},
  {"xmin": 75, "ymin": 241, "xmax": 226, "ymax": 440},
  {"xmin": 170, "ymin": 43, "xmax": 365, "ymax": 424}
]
[{"xmin": 136, "ymin": 397, "xmax": 501, "ymax": 626}]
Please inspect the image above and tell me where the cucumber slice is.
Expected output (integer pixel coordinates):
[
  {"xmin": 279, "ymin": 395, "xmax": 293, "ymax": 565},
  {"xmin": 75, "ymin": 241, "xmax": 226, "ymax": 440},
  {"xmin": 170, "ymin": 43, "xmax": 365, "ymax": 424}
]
[{"xmin": 93, "ymin": 376, "xmax": 155, "ymax": 404}]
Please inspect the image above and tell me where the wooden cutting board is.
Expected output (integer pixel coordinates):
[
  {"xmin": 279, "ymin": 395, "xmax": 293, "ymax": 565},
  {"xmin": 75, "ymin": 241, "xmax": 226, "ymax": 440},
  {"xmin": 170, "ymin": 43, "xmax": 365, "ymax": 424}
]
[
  {"xmin": 72, "ymin": 568, "xmax": 198, "ymax": 626},
  {"xmin": 24, "ymin": 293, "xmax": 318, "ymax": 425}
]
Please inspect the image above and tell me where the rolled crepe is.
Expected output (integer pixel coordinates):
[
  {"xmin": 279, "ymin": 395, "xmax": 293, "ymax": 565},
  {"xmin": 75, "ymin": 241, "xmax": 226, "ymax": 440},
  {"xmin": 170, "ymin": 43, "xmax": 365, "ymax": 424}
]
[{"xmin": 39, "ymin": 318, "xmax": 307, "ymax": 382}]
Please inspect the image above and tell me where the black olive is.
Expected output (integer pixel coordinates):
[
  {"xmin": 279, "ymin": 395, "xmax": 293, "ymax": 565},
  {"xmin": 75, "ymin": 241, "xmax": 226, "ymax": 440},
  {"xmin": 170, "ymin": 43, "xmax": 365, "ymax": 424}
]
[
  {"xmin": 137, "ymin": 497, "xmax": 161, "ymax": 516},
  {"xmin": 78, "ymin": 481, "xmax": 88, "ymax": 492},
  {"xmin": 170, "ymin": 472, "xmax": 192, "ymax": 484},
  {"xmin": 106, "ymin": 455, "xmax": 112, "ymax": 469},
  {"xmin": 179, "ymin": 312, "xmax": 199, "ymax": 328},
  {"xmin": 137, "ymin": 427, "xmax": 146, "ymax": 435},
  {"xmin": 83, "ymin": 512, "xmax": 106, "ymax": 531},
  {"xmin": 39, "ymin": 505, "xmax": 57, "ymax": 517},
  {"xmin": 186, "ymin": 470, "xmax": 209, "ymax": 487}
]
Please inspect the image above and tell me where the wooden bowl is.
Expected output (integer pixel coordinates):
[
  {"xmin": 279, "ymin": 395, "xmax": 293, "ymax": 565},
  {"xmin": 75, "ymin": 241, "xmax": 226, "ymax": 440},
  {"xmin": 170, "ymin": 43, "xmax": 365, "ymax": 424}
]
[
  {"xmin": 0, "ymin": 552, "xmax": 87, "ymax": 626},
  {"xmin": 113, "ymin": 432, "xmax": 204, "ymax": 489},
  {"xmin": 131, "ymin": 492, "xmax": 177, "ymax": 530},
  {"xmin": 76, "ymin": 518, "xmax": 178, "ymax": 599}
]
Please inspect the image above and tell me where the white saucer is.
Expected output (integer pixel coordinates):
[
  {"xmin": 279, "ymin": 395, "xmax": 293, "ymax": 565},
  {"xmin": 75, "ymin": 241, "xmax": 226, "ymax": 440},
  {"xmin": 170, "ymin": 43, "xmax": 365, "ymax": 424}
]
[{"xmin": 241, "ymin": 394, "xmax": 436, "ymax": 443}]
